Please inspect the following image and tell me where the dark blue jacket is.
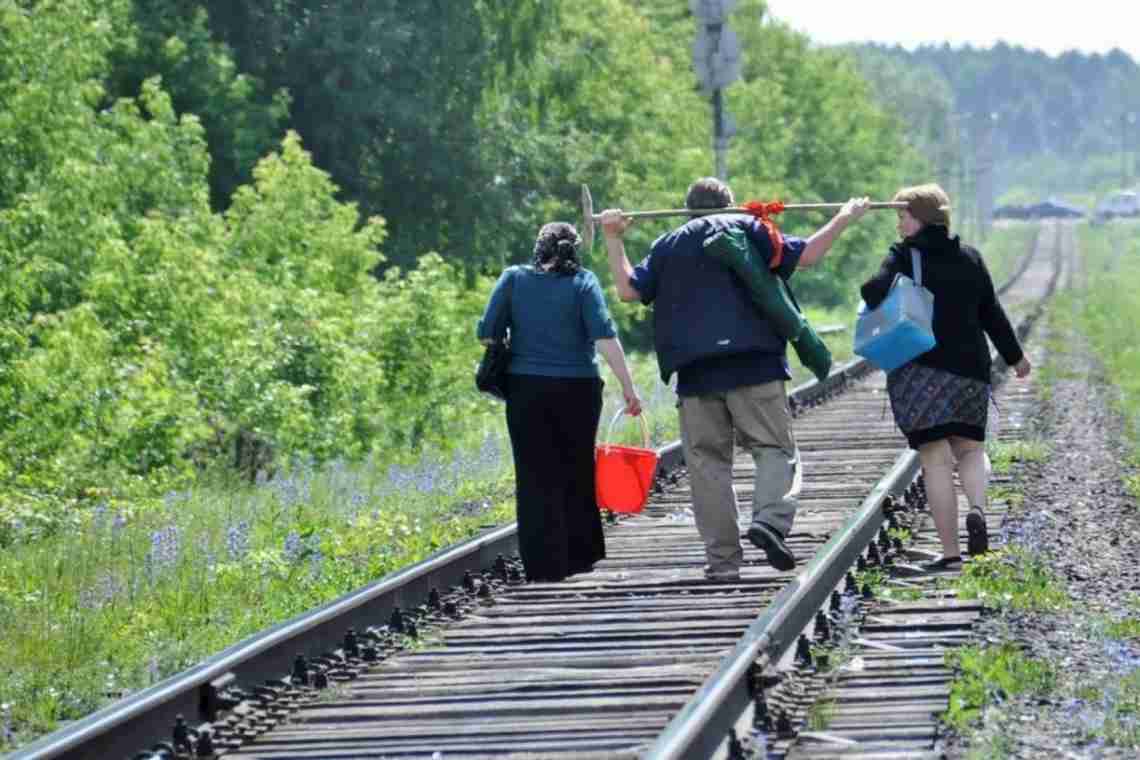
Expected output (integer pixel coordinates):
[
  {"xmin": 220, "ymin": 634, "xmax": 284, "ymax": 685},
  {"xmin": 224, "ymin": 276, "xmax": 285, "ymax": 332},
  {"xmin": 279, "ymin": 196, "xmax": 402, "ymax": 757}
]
[{"xmin": 631, "ymin": 214, "xmax": 804, "ymax": 383}]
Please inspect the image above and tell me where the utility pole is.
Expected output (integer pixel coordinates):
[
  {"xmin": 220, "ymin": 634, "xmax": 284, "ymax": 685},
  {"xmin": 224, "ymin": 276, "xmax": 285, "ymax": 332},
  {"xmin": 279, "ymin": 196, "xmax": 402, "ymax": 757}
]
[
  {"xmin": 977, "ymin": 112, "xmax": 998, "ymax": 241},
  {"xmin": 691, "ymin": 0, "xmax": 741, "ymax": 181},
  {"xmin": 1122, "ymin": 112, "xmax": 1136, "ymax": 188},
  {"xmin": 946, "ymin": 111, "xmax": 974, "ymax": 241}
]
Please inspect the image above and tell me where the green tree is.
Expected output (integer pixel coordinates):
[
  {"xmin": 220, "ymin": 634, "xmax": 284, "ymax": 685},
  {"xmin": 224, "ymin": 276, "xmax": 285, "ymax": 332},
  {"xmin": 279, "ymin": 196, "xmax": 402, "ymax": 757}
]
[
  {"xmin": 199, "ymin": 0, "xmax": 556, "ymax": 270},
  {"xmin": 107, "ymin": 0, "xmax": 290, "ymax": 207}
]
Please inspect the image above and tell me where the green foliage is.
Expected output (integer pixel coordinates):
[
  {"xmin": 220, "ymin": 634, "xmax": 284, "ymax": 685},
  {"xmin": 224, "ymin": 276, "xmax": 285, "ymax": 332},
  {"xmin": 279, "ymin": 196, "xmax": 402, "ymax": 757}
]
[
  {"xmin": 0, "ymin": 0, "xmax": 503, "ymax": 535},
  {"xmin": 806, "ymin": 698, "xmax": 836, "ymax": 730},
  {"xmin": 986, "ymin": 439, "xmax": 1050, "ymax": 475},
  {"xmin": 0, "ymin": 0, "xmax": 127, "ymax": 204},
  {"xmin": 945, "ymin": 644, "xmax": 1057, "ymax": 730},
  {"xmin": 854, "ymin": 566, "xmax": 887, "ymax": 595},
  {"xmin": 982, "ymin": 223, "xmax": 1038, "ymax": 287},
  {"xmin": 1104, "ymin": 616, "xmax": 1140, "ymax": 641},
  {"xmin": 844, "ymin": 44, "xmax": 956, "ymax": 174},
  {"xmin": 1097, "ymin": 670, "xmax": 1140, "ymax": 748},
  {"xmin": 1127, "ymin": 474, "xmax": 1140, "ymax": 502},
  {"xmin": 199, "ymin": 0, "xmax": 557, "ymax": 271},
  {"xmin": 957, "ymin": 548, "xmax": 1068, "ymax": 612},
  {"xmin": 988, "ymin": 485, "xmax": 1025, "ymax": 510},
  {"xmin": 478, "ymin": 0, "xmax": 711, "ymax": 345},
  {"xmin": 880, "ymin": 584, "xmax": 925, "ymax": 602},
  {"xmin": 852, "ymin": 43, "xmax": 1140, "ymax": 165},
  {"xmin": 108, "ymin": 0, "xmax": 289, "ymax": 207},
  {"xmin": 1073, "ymin": 224, "xmax": 1140, "ymax": 466},
  {"xmin": 887, "ymin": 526, "xmax": 912, "ymax": 543},
  {"xmin": 369, "ymin": 254, "xmax": 500, "ymax": 451}
]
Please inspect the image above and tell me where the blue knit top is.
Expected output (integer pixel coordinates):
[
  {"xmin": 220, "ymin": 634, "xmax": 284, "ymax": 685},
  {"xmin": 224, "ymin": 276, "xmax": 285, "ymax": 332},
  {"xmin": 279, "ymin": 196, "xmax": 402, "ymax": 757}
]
[{"xmin": 477, "ymin": 266, "xmax": 618, "ymax": 378}]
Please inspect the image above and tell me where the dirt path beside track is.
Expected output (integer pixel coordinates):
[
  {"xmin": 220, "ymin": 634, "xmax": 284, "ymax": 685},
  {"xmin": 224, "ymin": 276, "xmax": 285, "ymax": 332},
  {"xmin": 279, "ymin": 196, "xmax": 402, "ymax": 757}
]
[{"xmin": 947, "ymin": 238, "xmax": 1140, "ymax": 759}]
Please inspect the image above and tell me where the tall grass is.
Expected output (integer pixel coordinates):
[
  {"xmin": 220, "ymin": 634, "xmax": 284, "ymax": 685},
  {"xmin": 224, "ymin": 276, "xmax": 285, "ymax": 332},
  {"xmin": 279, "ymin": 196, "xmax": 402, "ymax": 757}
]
[
  {"xmin": 1075, "ymin": 221, "xmax": 1140, "ymax": 454},
  {"xmin": 0, "ymin": 443, "xmax": 521, "ymax": 747}
]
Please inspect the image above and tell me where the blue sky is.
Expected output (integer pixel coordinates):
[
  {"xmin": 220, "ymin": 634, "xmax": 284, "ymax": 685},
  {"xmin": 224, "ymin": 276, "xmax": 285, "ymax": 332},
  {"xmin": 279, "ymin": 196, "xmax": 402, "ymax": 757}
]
[{"xmin": 762, "ymin": 0, "xmax": 1140, "ymax": 62}]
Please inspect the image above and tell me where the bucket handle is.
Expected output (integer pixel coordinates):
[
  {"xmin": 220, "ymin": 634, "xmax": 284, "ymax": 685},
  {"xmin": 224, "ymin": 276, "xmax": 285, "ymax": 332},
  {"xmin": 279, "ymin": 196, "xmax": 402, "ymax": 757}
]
[{"xmin": 602, "ymin": 408, "xmax": 651, "ymax": 452}]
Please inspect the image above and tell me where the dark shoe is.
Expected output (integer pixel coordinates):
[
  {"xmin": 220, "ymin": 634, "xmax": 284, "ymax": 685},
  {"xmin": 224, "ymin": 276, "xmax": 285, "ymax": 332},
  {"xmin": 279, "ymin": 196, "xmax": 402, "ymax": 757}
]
[
  {"xmin": 703, "ymin": 565, "xmax": 741, "ymax": 581},
  {"xmin": 921, "ymin": 556, "xmax": 962, "ymax": 572},
  {"xmin": 747, "ymin": 523, "xmax": 797, "ymax": 571},
  {"xmin": 966, "ymin": 506, "xmax": 989, "ymax": 556}
]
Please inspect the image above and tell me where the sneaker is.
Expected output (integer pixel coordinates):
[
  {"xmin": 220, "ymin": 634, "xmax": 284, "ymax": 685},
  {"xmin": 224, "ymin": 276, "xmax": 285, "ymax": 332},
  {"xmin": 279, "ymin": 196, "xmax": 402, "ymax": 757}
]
[
  {"xmin": 703, "ymin": 565, "xmax": 741, "ymax": 581},
  {"xmin": 966, "ymin": 506, "xmax": 989, "ymax": 556},
  {"xmin": 920, "ymin": 555, "xmax": 962, "ymax": 572},
  {"xmin": 746, "ymin": 523, "xmax": 797, "ymax": 571}
]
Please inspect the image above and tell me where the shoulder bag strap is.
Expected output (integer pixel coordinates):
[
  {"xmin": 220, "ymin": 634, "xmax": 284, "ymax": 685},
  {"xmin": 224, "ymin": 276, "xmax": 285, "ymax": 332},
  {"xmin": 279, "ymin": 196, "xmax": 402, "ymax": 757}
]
[
  {"xmin": 498, "ymin": 267, "xmax": 517, "ymax": 341},
  {"xmin": 909, "ymin": 247, "xmax": 923, "ymax": 288}
]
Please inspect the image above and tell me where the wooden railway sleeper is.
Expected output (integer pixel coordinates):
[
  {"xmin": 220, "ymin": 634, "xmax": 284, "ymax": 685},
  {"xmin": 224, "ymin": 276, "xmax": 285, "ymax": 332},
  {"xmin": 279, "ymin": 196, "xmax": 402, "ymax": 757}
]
[{"xmin": 739, "ymin": 576, "xmax": 874, "ymax": 757}]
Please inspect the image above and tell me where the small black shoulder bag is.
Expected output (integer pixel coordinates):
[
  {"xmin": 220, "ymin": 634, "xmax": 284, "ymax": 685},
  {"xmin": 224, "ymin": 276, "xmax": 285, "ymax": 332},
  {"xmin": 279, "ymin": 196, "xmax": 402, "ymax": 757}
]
[{"xmin": 475, "ymin": 268, "xmax": 515, "ymax": 400}]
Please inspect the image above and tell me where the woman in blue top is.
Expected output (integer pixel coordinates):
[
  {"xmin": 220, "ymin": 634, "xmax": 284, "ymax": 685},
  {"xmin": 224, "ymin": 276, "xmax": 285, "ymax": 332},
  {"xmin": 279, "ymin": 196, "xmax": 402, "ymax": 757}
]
[{"xmin": 478, "ymin": 222, "xmax": 642, "ymax": 583}]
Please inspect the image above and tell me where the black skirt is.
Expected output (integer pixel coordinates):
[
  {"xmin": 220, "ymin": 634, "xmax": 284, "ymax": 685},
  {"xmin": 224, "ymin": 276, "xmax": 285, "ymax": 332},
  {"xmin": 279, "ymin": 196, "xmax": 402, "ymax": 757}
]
[
  {"xmin": 887, "ymin": 362, "xmax": 989, "ymax": 449},
  {"xmin": 504, "ymin": 373, "xmax": 606, "ymax": 582}
]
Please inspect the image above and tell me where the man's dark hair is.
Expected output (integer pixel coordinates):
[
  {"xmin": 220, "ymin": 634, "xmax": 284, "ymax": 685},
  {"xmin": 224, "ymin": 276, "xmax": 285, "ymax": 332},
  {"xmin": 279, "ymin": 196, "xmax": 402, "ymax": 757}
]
[{"xmin": 685, "ymin": 177, "xmax": 734, "ymax": 210}]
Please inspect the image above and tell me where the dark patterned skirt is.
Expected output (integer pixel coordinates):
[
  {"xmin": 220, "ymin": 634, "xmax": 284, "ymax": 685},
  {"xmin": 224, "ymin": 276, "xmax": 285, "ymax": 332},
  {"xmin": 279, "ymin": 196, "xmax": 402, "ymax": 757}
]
[{"xmin": 886, "ymin": 362, "xmax": 990, "ymax": 449}]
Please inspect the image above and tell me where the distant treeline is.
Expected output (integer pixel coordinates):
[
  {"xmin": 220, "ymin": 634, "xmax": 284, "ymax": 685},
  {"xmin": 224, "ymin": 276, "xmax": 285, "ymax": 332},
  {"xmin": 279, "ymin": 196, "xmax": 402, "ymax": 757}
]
[{"xmin": 848, "ymin": 42, "xmax": 1140, "ymax": 201}]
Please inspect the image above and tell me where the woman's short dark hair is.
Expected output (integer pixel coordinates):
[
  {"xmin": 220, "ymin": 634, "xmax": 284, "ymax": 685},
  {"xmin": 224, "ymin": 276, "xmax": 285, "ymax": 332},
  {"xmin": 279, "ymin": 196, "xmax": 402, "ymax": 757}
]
[
  {"xmin": 685, "ymin": 177, "xmax": 734, "ymax": 209},
  {"xmin": 533, "ymin": 222, "xmax": 582, "ymax": 275}
]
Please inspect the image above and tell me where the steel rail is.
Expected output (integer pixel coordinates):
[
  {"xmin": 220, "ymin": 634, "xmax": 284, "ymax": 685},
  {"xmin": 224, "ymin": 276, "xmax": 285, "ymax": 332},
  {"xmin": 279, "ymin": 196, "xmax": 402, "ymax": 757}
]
[
  {"xmin": 12, "ymin": 352, "xmax": 872, "ymax": 760},
  {"xmin": 12, "ymin": 224, "xmax": 1049, "ymax": 760},
  {"xmin": 642, "ymin": 220, "xmax": 1059, "ymax": 760},
  {"xmin": 10, "ymin": 523, "xmax": 526, "ymax": 760},
  {"xmin": 645, "ymin": 450, "xmax": 919, "ymax": 759},
  {"xmin": 996, "ymin": 222, "xmax": 1050, "ymax": 297}
]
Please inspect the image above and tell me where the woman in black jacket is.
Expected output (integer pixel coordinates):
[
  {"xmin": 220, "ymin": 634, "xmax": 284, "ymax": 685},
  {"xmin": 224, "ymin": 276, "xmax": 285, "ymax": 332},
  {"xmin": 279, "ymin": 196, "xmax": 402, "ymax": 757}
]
[{"xmin": 860, "ymin": 184, "xmax": 1031, "ymax": 570}]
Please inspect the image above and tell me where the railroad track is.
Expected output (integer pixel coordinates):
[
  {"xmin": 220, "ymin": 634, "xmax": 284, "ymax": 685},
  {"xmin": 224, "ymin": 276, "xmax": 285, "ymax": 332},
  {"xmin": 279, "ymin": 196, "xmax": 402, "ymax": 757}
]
[
  {"xmin": 11, "ymin": 222, "xmax": 1063, "ymax": 760},
  {"xmin": 774, "ymin": 220, "xmax": 1070, "ymax": 760}
]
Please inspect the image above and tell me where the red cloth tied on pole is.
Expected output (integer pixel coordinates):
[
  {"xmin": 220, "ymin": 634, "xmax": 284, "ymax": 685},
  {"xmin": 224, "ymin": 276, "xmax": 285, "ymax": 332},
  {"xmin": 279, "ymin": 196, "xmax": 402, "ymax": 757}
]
[{"xmin": 742, "ymin": 200, "xmax": 786, "ymax": 270}]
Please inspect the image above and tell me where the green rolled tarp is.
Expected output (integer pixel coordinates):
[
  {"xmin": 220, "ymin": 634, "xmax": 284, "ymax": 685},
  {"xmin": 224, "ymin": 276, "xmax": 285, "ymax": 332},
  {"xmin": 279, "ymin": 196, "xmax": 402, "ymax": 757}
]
[{"xmin": 702, "ymin": 226, "xmax": 832, "ymax": 383}]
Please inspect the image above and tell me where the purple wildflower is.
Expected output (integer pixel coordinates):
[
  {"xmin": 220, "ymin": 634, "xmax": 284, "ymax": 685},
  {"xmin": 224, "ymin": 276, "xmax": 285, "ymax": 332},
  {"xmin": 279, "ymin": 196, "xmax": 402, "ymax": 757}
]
[
  {"xmin": 78, "ymin": 573, "xmax": 125, "ymax": 610},
  {"xmin": 225, "ymin": 521, "xmax": 251, "ymax": 562},
  {"xmin": 91, "ymin": 502, "xmax": 109, "ymax": 533},
  {"xmin": 283, "ymin": 532, "xmax": 304, "ymax": 564},
  {"xmin": 1, "ymin": 702, "xmax": 13, "ymax": 745},
  {"xmin": 145, "ymin": 524, "xmax": 182, "ymax": 581},
  {"xmin": 111, "ymin": 512, "xmax": 127, "ymax": 539}
]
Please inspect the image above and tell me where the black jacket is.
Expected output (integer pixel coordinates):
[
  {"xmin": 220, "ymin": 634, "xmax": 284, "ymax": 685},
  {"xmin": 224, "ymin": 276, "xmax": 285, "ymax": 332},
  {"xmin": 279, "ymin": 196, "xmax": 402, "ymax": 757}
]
[{"xmin": 860, "ymin": 225, "xmax": 1023, "ymax": 383}]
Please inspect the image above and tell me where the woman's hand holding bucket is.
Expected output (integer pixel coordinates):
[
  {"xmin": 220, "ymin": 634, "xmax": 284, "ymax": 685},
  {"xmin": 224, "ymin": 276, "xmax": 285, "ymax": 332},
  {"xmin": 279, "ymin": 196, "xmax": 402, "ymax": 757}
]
[{"xmin": 622, "ymin": 383, "xmax": 642, "ymax": 417}]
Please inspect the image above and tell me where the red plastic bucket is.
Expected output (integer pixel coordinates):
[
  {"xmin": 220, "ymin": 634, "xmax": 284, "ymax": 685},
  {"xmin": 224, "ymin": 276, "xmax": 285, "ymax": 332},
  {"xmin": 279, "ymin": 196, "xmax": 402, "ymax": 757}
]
[{"xmin": 595, "ymin": 410, "xmax": 659, "ymax": 514}]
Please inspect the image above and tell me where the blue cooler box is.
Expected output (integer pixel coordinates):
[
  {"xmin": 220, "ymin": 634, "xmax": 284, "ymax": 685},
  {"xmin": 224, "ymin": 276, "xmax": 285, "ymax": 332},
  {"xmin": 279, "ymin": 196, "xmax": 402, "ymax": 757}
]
[{"xmin": 853, "ymin": 272, "xmax": 936, "ymax": 372}]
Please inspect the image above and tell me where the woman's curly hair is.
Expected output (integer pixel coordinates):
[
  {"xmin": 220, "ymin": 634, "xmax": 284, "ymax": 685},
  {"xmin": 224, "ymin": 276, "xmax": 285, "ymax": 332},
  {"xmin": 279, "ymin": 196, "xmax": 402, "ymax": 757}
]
[{"xmin": 532, "ymin": 222, "xmax": 582, "ymax": 275}]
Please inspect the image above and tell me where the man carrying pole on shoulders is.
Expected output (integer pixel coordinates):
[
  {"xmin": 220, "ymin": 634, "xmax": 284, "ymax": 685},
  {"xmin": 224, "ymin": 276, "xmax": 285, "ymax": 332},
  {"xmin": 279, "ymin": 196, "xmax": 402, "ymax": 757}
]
[{"xmin": 600, "ymin": 177, "xmax": 869, "ymax": 580}]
